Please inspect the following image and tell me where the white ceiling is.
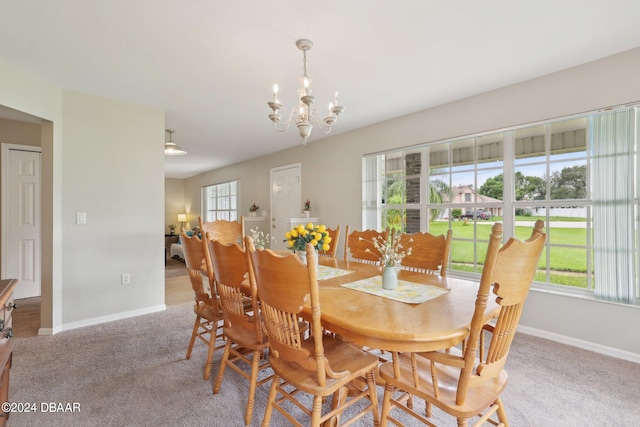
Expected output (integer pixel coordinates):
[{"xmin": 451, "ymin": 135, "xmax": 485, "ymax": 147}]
[{"xmin": 2, "ymin": 1, "xmax": 640, "ymax": 178}]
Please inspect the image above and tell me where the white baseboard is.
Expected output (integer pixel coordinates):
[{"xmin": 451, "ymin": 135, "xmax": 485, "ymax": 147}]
[
  {"xmin": 517, "ymin": 325, "xmax": 640, "ymax": 364},
  {"xmin": 37, "ymin": 304, "xmax": 167, "ymax": 336}
]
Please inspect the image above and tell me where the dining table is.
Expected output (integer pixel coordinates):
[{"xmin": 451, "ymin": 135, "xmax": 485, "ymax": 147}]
[{"xmin": 309, "ymin": 257, "xmax": 499, "ymax": 353}]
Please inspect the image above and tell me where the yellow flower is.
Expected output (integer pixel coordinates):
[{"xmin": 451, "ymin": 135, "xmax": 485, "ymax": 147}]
[
  {"xmin": 301, "ymin": 229, "xmax": 308, "ymax": 237},
  {"xmin": 291, "ymin": 229, "xmax": 298, "ymax": 238},
  {"xmin": 310, "ymin": 239, "xmax": 318, "ymax": 246},
  {"xmin": 287, "ymin": 240, "xmax": 294, "ymax": 247},
  {"xmin": 297, "ymin": 224, "xmax": 305, "ymax": 234},
  {"xmin": 322, "ymin": 243, "xmax": 330, "ymax": 251},
  {"xmin": 325, "ymin": 236, "xmax": 332, "ymax": 244},
  {"xmin": 317, "ymin": 224, "xmax": 326, "ymax": 232},
  {"xmin": 306, "ymin": 222, "xmax": 314, "ymax": 230},
  {"xmin": 285, "ymin": 231, "xmax": 291, "ymax": 239}
]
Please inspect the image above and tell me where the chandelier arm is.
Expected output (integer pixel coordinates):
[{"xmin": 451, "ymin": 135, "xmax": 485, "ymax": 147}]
[
  {"xmin": 272, "ymin": 107, "xmax": 302, "ymax": 132},
  {"xmin": 308, "ymin": 108, "xmax": 336, "ymax": 134}
]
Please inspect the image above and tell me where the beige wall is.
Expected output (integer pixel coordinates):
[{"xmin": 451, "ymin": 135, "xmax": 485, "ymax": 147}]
[
  {"xmin": 0, "ymin": 118, "xmax": 41, "ymax": 147},
  {"xmin": 0, "ymin": 56, "xmax": 166, "ymax": 333},
  {"xmin": 182, "ymin": 47, "xmax": 640, "ymax": 360},
  {"xmin": 61, "ymin": 91, "xmax": 165, "ymax": 325},
  {"xmin": 165, "ymin": 178, "xmax": 187, "ymax": 231}
]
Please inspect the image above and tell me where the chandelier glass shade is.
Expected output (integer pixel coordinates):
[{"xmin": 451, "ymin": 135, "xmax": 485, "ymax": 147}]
[
  {"xmin": 164, "ymin": 129, "xmax": 187, "ymax": 156},
  {"xmin": 267, "ymin": 39, "xmax": 344, "ymax": 144}
]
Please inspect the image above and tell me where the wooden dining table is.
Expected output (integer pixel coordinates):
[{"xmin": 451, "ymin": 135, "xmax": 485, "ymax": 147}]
[{"xmin": 310, "ymin": 257, "xmax": 499, "ymax": 353}]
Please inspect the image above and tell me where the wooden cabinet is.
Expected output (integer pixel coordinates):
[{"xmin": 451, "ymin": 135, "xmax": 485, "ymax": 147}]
[{"xmin": 0, "ymin": 279, "xmax": 17, "ymax": 426}]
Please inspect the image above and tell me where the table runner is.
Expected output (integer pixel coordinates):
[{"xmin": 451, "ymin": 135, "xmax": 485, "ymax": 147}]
[
  {"xmin": 341, "ymin": 275, "xmax": 449, "ymax": 304},
  {"xmin": 316, "ymin": 265, "xmax": 354, "ymax": 281}
]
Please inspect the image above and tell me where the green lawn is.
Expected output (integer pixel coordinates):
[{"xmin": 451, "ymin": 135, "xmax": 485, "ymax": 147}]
[{"xmin": 428, "ymin": 219, "xmax": 589, "ymax": 288}]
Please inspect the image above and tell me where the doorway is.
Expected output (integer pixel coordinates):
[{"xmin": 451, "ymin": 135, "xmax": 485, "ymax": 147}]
[
  {"xmin": 270, "ymin": 163, "xmax": 301, "ymax": 250},
  {"xmin": 1, "ymin": 143, "xmax": 42, "ymax": 299}
]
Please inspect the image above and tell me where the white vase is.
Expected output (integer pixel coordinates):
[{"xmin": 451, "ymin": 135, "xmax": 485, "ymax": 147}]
[
  {"xmin": 382, "ymin": 266, "xmax": 398, "ymax": 290},
  {"xmin": 297, "ymin": 249, "xmax": 318, "ymax": 270}
]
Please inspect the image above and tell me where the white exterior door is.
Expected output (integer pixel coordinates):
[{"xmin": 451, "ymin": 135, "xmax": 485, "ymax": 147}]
[
  {"xmin": 270, "ymin": 163, "xmax": 301, "ymax": 250},
  {"xmin": 2, "ymin": 144, "xmax": 41, "ymax": 299}
]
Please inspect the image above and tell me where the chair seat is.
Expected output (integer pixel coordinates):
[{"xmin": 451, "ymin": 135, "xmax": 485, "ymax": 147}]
[
  {"xmin": 270, "ymin": 335, "xmax": 380, "ymax": 397},
  {"xmin": 379, "ymin": 352, "xmax": 508, "ymax": 419},
  {"xmin": 193, "ymin": 302, "xmax": 218, "ymax": 321},
  {"xmin": 223, "ymin": 323, "xmax": 269, "ymax": 351}
]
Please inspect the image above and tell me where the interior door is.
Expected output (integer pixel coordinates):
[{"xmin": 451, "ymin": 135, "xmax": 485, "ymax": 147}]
[
  {"xmin": 270, "ymin": 163, "xmax": 301, "ymax": 250},
  {"xmin": 1, "ymin": 145, "xmax": 41, "ymax": 299}
]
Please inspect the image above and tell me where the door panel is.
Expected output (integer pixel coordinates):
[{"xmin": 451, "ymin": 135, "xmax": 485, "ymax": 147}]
[
  {"xmin": 270, "ymin": 164, "xmax": 301, "ymax": 250},
  {"xmin": 3, "ymin": 148, "xmax": 41, "ymax": 299}
]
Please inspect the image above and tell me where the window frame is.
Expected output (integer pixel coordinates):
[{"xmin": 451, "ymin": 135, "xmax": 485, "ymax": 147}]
[
  {"xmin": 201, "ymin": 180, "xmax": 239, "ymax": 223},
  {"xmin": 362, "ymin": 106, "xmax": 639, "ymax": 302}
]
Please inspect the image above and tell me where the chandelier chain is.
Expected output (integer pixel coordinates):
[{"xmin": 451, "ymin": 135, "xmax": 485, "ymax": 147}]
[{"xmin": 302, "ymin": 49, "xmax": 307, "ymax": 77}]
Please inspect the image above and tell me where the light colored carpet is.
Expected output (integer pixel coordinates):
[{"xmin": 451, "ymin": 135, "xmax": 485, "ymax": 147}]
[{"xmin": 8, "ymin": 304, "xmax": 640, "ymax": 426}]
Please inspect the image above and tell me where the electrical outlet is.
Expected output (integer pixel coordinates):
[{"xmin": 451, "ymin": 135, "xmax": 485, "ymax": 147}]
[{"xmin": 121, "ymin": 273, "xmax": 131, "ymax": 285}]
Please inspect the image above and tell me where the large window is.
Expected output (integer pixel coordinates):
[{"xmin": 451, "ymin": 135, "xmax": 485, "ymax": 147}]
[
  {"xmin": 202, "ymin": 180, "xmax": 238, "ymax": 222},
  {"xmin": 363, "ymin": 107, "xmax": 638, "ymax": 304}
]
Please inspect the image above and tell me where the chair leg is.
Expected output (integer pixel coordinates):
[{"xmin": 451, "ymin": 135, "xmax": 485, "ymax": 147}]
[
  {"xmin": 261, "ymin": 375, "xmax": 280, "ymax": 427},
  {"xmin": 365, "ymin": 370, "xmax": 380, "ymax": 426},
  {"xmin": 311, "ymin": 395, "xmax": 323, "ymax": 427},
  {"xmin": 185, "ymin": 315, "xmax": 201, "ymax": 359},
  {"xmin": 495, "ymin": 397, "xmax": 509, "ymax": 427},
  {"xmin": 203, "ymin": 320, "xmax": 218, "ymax": 381},
  {"xmin": 213, "ymin": 339, "xmax": 232, "ymax": 393},
  {"xmin": 456, "ymin": 419, "xmax": 469, "ymax": 427},
  {"xmin": 380, "ymin": 382, "xmax": 394, "ymax": 427},
  {"xmin": 244, "ymin": 350, "xmax": 262, "ymax": 426}
]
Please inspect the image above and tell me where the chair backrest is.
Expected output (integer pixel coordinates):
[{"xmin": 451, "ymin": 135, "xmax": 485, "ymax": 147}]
[
  {"xmin": 199, "ymin": 216, "xmax": 245, "ymax": 289},
  {"xmin": 343, "ymin": 226, "xmax": 389, "ymax": 265},
  {"xmin": 199, "ymin": 216, "xmax": 245, "ymax": 246},
  {"xmin": 457, "ymin": 220, "xmax": 545, "ymax": 405},
  {"xmin": 247, "ymin": 237, "xmax": 338, "ymax": 387},
  {"xmin": 180, "ymin": 230, "xmax": 215, "ymax": 307},
  {"xmin": 318, "ymin": 225, "xmax": 341, "ymax": 258},
  {"xmin": 400, "ymin": 229, "xmax": 452, "ymax": 276},
  {"xmin": 208, "ymin": 239, "xmax": 264, "ymax": 344}
]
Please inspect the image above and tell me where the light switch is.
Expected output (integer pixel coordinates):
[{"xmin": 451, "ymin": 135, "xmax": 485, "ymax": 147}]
[{"xmin": 77, "ymin": 212, "xmax": 87, "ymax": 224}]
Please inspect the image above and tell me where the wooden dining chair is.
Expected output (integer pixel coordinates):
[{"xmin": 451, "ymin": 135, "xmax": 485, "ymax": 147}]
[
  {"xmin": 379, "ymin": 220, "xmax": 546, "ymax": 427},
  {"xmin": 343, "ymin": 225, "xmax": 388, "ymax": 265},
  {"xmin": 199, "ymin": 216, "xmax": 245, "ymax": 294},
  {"xmin": 318, "ymin": 225, "xmax": 341, "ymax": 259},
  {"xmin": 209, "ymin": 239, "xmax": 271, "ymax": 426},
  {"xmin": 181, "ymin": 230, "xmax": 224, "ymax": 381},
  {"xmin": 247, "ymin": 239, "xmax": 380, "ymax": 427},
  {"xmin": 399, "ymin": 229, "xmax": 452, "ymax": 276}
]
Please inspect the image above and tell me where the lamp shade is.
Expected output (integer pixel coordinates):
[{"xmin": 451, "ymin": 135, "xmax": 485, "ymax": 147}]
[
  {"xmin": 165, "ymin": 129, "xmax": 187, "ymax": 155},
  {"xmin": 177, "ymin": 214, "xmax": 187, "ymax": 222}
]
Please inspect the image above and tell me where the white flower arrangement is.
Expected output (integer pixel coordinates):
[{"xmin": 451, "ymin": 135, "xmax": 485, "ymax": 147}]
[
  {"xmin": 250, "ymin": 227, "xmax": 272, "ymax": 249},
  {"xmin": 364, "ymin": 231, "xmax": 412, "ymax": 267}
]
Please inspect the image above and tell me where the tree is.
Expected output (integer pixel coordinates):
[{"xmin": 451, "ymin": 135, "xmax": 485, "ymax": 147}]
[
  {"xmin": 550, "ymin": 165, "xmax": 586, "ymax": 199},
  {"xmin": 429, "ymin": 178, "xmax": 452, "ymax": 222},
  {"xmin": 479, "ymin": 172, "xmax": 546, "ymax": 201},
  {"xmin": 515, "ymin": 172, "xmax": 546, "ymax": 201},
  {"xmin": 479, "ymin": 174, "xmax": 503, "ymax": 200}
]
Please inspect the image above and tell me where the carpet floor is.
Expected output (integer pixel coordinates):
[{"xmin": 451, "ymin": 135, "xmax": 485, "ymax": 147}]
[{"xmin": 8, "ymin": 302, "xmax": 640, "ymax": 426}]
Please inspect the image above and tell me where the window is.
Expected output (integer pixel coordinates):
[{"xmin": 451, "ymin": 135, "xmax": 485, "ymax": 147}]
[
  {"xmin": 363, "ymin": 107, "xmax": 638, "ymax": 303},
  {"xmin": 202, "ymin": 180, "xmax": 238, "ymax": 222}
]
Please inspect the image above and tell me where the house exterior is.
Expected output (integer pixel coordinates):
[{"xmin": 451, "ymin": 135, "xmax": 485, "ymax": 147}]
[{"xmin": 450, "ymin": 185, "xmax": 503, "ymax": 218}]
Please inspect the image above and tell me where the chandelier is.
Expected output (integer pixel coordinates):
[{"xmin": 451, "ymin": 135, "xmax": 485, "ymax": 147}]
[
  {"xmin": 164, "ymin": 129, "xmax": 187, "ymax": 156},
  {"xmin": 267, "ymin": 39, "xmax": 344, "ymax": 144}
]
